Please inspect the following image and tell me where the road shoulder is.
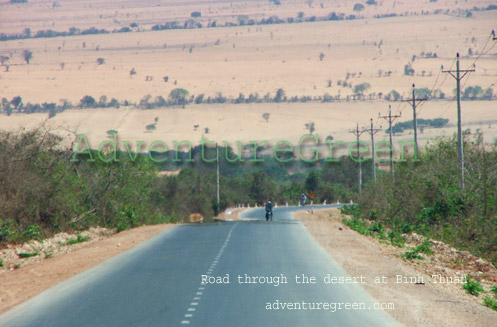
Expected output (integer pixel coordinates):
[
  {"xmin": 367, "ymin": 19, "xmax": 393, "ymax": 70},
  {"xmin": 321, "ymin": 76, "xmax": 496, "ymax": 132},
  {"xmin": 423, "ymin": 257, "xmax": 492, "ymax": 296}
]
[
  {"xmin": 0, "ymin": 224, "xmax": 173, "ymax": 314},
  {"xmin": 295, "ymin": 208, "xmax": 497, "ymax": 327}
]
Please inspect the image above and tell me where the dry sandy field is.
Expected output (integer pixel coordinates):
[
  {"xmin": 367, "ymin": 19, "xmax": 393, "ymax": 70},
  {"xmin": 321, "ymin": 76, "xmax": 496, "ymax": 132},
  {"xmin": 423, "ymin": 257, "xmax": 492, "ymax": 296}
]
[{"xmin": 0, "ymin": 0, "xmax": 496, "ymax": 152}]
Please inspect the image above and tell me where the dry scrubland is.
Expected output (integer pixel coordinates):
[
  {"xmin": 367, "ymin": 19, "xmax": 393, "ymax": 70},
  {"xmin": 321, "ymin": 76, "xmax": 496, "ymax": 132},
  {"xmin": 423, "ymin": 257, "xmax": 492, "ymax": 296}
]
[{"xmin": 0, "ymin": 0, "xmax": 496, "ymax": 147}]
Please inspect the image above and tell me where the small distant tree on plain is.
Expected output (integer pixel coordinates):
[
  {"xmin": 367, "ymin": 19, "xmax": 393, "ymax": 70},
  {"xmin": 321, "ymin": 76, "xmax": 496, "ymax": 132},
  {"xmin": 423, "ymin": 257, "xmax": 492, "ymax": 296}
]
[
  {"xmin": 305, "ymin": 122, "xmax": 315, "ymax": 134},
  {"xmin": 130, "ymin": 68, "xmax": 136, "ymax": 76},
  {"xmin": 386, "ymin": 90, "xmax": 401, "ymax": 101},
  {"xmin": 319, "ymin": 53, "xmax": 325, "ymax": 61},
  {"xmin": 274, "ymin": 88, "xmax": 286, "ymax": 102},
  {"xmin": 154, "ymin": 117, "xmax": 159, "ymax": 124},
  {"xmin": 366, "ymin": 0, "xmax": 377, "ymax": 5},
  {"xmin": 22, "ymin": 50, "xmax": 33, "ymax": 64},
  {"xmin": 146, "ymin": 124, "xmax": 156, "ymax": 131},
  {"xmin": 353, "ymin": 3, "xmax": 365, "ymax": 11},
  {"xmin": 262, "ymin": 113, "xmax": 270, "ymax": 123},
  {"xmin": 60, "ymin": 62, "xmax": 65, "ymax": 70},
  {"xmin": 97, "ymin": 57, "xmax": 105, "ymax": 65},
  {"xmin": 0, "ymin": 56, "xmax": 9, "ymax": 66},
  {"xmin": 108, "ymin": 98, "xmax": 120, "ymax": 108},
  {"xmin": 353, "ymin": 82, "xmax": 371, "ymax": 95},
  {"xmin": 80, "ymin": 95, "xmax": 96, "ymax": 108},
  {"xmin": 11, "ymin": 96, "xmax": 22, "ymax": 111},
  {"xmin": 191, "ymin": 11, "xmax": 201, "ymax": 18},
  {"xmin": 10, "ymin": 0, "xmax": 28, "ymax": 3},
  {"xmin": 169, "ymin": 88, "xmax": 189, "ymax": 106},
  {"xmin": 98, "ymin": 95, "xmax": 107, "ymax": 107}
]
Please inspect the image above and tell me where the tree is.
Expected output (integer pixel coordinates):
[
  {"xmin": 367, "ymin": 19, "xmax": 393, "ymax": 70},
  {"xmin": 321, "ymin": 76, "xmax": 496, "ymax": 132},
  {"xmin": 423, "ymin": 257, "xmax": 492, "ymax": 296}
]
[
  {"xmin": 169, "ymin": 88, "xmax": 189, "ymax": 105},
  {"xmin": 0, "ymin": 56, "xmax": 9, "ymax": 66},
  {"xmin": 353, "ymin": 3, "xmax": 365, "ymax": 11},
  {"xmin": 108, "ymin": 98, "xmax": 120, "ymax": 108},
  {"xmin": 319, "ymin": 53, "xmax": 325, "ymax": 61},
  {"xmin": 262, "ymin": 113, "xmax": 270, "ymax": 123},
  {"xmin": 97, "ymin": 57, "xmax": 105, "ymax": 65},
  {"xmin": 353, "ymin": 82, "xmax": 371, "ymax": 95},
  {"xmin": 249, "ymin": 171, "xmax": 276, "ymax": 205},
  {"xmin": 237, "ymin": 15, "xmax": 249, "ymax": 25},
  {"xmin": 98, "ymin": 95, "xmax": 107, "ymax": 107},
  {"xmin": 22, "ymin": 50, "xmax": 33, "ymax": 64},
  {"xmin": 80, "ymin": 95, "xmax": 97, "ymax": 108},
  {"xmin": 305, "ymin": 122, "xmax": 315, "ymax": 134},
  {"xmin": 274, "ymin": 88, "xmax": 286, "ymax": 102},
  {"xmin": 404, "ymin": 63, "xmax": 415, "ymax": 76},
  {"xmin": 130, "ymin": 68, "xmax": 136, "ymax": 76},
  {"xmin": 10, "ymin": 96, "xmax": 22, "ymax": 111},
  {"xmin": 191, "ymin": 11, "xmax": 201, "ymax": 18},
  {"xmin": 305, "ymin": 171, "xmax": 320, "ymax": 193},
  {"xmin": 386, "ymin": 90, "xmax": 400, "ymax": 101}
]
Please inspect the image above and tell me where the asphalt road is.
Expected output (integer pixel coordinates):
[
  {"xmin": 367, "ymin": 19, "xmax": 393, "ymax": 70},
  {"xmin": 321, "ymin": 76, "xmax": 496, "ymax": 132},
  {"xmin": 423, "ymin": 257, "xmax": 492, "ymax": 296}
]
[{"xmin": 0, "ymin": 205, "xmax": 401, "ymax": 327}]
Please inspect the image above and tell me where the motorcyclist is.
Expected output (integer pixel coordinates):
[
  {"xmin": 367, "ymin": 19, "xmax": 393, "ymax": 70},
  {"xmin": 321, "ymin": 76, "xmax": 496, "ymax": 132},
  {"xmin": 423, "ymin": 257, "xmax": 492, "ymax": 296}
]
[
  {"xmin": 300, "ymin": 193, "xmax": 307, "ymax": 206},
  {"xmin": 265, "ymin": 201, "xmax": 273, "ymax": 221}
]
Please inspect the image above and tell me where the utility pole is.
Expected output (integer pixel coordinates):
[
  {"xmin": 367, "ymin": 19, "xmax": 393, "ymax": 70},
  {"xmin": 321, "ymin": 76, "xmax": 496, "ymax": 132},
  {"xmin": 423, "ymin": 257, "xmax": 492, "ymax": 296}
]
[
  {"xmin": 403, "ymin": 84, "xmax": 426, "ymax": 158},
  {"xmin": 363, "ymin": 119, "xmax": 381, "ymax": 183},
  {"xmin": 443, "ymin": 53, "xmax": 475, "ymax": 190},
  {"xmin": 379, "ymin": 105, "xmax": 401, "ymax": 176},
  {"xmin": 216, "ymin": 143, "xmax": 220, "ymax": 207},
  {"xmin": 349, "ymin": 123, "xmax": 365, "ymax": 193}
]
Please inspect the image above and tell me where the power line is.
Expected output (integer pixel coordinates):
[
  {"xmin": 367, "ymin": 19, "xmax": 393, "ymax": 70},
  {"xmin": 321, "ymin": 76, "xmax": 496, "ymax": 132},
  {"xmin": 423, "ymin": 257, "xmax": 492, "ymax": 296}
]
[
  {"xmin": 379, "ymin": 105, "xmax": 402, "ymax": 176},
  {"xmin": 363, "ymin": 118, "xmax": 381, "ymax": 183},
  {"xmin": 403, "ymin": 84, "xmax": 427, "ymax": 157},
  {"xmin": 349, "ymin": 123, "xmax": 366, "ymax": 193},
  {"xmin": 442, "ymin": 52, "xmax": 475, "ymax": 190}
]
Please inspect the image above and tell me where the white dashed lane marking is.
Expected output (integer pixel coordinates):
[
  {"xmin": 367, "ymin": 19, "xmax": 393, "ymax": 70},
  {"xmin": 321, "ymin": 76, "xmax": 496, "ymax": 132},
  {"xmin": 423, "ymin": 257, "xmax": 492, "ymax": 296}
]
[{"xmin": 179, "ymin": 223, "xmax": 239, "ymax": 325}]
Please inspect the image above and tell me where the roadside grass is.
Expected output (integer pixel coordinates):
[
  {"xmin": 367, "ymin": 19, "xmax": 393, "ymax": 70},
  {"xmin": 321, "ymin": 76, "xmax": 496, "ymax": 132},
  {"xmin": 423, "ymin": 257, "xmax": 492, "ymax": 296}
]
[
  {"xmin": 463, "ymin": 277, "xmax": 485, "ymax": 296},
  {"xmin": 483, "ymin": 297, "xmax": 497, "ymax": 311},
  {"xmin": 340, "ymin": 205, "xmax": 405, "ymax": 248},
  {"xmin": 402, "ymin": 240, "xmax": 433, "ymax": 261},
  {"xmin": 17, "ymin": 252, "xmax": 40, "ymax": 259},
  {"xmin": 60, "ymin": 234, "xmax": 90, "ymax": 246}
]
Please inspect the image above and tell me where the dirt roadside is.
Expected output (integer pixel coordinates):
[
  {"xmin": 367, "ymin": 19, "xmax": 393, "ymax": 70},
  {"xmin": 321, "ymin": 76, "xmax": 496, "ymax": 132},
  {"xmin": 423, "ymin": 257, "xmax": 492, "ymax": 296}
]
[
  {"xmin": 295, "ymin": 208, "xmax": 497, "ymax": 327},
  {"xmin": 0, "ymin": 224, "xmax": 173, "ymax": 314}
]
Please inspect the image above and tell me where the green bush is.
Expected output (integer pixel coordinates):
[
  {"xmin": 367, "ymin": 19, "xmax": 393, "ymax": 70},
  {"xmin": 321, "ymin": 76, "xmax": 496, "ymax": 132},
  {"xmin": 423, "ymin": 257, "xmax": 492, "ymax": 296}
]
[
  {"xmin": 463, "ymin": 277, "xmax": 484, "ymax": 296},
  {"xmin": 491, "ymin": 285, "xmax": 497, "ymax": 297},
  {"xmin": 482, "ymin": 297, "xmax": 497, "ymax": 311},
  {"xmin": 402, "ymin": 241, "xmax": 432, "ymax": 260}
]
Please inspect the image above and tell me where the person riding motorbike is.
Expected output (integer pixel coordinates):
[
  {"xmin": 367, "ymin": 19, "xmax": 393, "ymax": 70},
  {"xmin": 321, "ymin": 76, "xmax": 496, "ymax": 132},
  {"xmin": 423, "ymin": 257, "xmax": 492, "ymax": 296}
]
[
  {"xmin": 300, "ymin": 193, "xmax": 307, "ymax": 206},
  {"xmin": 265, "ymin": 201, "xmax": 273, "ymax": 221}
]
